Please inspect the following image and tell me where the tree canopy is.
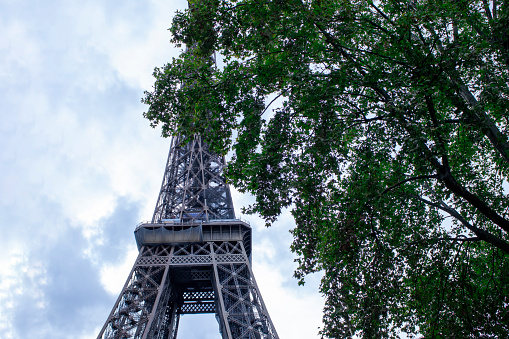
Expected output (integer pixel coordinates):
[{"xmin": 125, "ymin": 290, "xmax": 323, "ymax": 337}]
[{"xmin": 143, "ymin": 0, "xmax": 509, "ymax": 337}]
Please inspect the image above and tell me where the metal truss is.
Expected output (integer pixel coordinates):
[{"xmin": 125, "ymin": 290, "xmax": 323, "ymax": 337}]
[{"xmin": 152, "ymin": 135, "xmax": 235, "ymax": 223}]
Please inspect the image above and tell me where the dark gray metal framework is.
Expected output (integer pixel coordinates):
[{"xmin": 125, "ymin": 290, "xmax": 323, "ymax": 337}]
[{"xmin": 97, "ymin": 135, "xmax": 278, "ymax": 339}]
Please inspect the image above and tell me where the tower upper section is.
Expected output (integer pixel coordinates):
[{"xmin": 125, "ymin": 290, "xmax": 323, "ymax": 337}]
[{"xmin": 152, "ymin": 134, "xmax": 235, "ymax": 223}]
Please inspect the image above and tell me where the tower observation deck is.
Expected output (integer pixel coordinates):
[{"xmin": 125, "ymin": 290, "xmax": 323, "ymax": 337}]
[{"xmin": 97, "ymin": 135, "xmax": 279, "ymax": 339}]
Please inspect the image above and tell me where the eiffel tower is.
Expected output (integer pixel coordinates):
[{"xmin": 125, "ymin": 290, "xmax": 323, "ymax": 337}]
[{"xmin": 97, "ymin": 134, "xmax": 279, "ymax": 338}]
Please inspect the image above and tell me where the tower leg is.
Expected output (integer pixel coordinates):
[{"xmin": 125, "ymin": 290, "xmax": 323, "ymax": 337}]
[
  {"xmin": 98, "ymin": 246, "xmax": 176, "ymax": 339},
  {"xmin": 210, "ymin": 241, "xmax": 279, "ymax": 339},
  {"xmin": 167, "ymin": 304, "xmax": 180, "ymax": 339}
]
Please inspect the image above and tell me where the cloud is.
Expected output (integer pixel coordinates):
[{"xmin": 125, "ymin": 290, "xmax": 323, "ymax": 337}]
[
  {"xmin": 0, "ymin": 196, "xmax": 109, "ymax": 339},
  {"xmin": 0, "ymin": 194, "xmax": 144, "ymax": 339}
]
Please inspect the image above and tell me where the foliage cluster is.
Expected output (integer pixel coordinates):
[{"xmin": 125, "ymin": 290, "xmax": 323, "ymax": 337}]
[{"xmin": 143, "ymin": 0, "xmax": 509, "ymax": 337}]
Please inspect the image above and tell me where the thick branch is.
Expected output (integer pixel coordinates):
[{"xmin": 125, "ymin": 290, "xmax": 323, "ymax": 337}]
[
  {"xmin": 439, "ymin": 171, "xmax": 509, "ymax": 235},
  {"xmin": 409, "ymin": 194, "xmax": 509, "ymax": 254},
  {"xmin": 482, "ymin": 0, "xmax": 493, "ymax": 22},
  {"xmin": 427, "ymin": 27, "xmax": 509, "ymax": 165},
  {"xmin": 451, "ymin": 80, "xmax": 509, "ymax": 165},
  {"xmin": 425, "ymin": 95, "xmax": 449, "ymax": 169},
  {"xmin": 390, "ymin": 101, "xmax": 509, "ymax": 236}
]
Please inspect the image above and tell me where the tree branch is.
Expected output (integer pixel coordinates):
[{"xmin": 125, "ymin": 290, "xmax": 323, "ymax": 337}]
[
  {"xmin": 425, "ymin": 95, "xmax": 450, "ymax": 169},
  {"xmin": 437, "ymin": 236, "xmax": 480, "ymax": 242},
  {"xmin": 481, "ymin": 0, "xmax": 493, "ymax": 22},
  {"xmin": 426, "ymin": 26, "xmax": 509, "ymax": 165},
  {"xmin": 441, "ymin": 119, "xmax": 461, "ymax": 124},
  {"xmin": 369, "ymin": 3, "xmax": 396, "ymax": 28},
  {"xmin": 438, "ymin": 171, "xmax": 509, "ymax": 235},
  {"xmin": 260, "ymin": 89, "xmax": 288, "ymax": 116},
  {"xmin": 407, "ymin": 194, "xmax": 509, "ymax": 255},
  {"xmin": 406, "ymin": 236, "xmax": 481, "ymax": 248},
  {"xmin": 381, "ymin": 175, "xmax": 439, "ymax": 195}
]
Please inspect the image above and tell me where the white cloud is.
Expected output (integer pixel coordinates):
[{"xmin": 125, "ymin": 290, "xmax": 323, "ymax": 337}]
[
  {"xmin": 256, "ymin": 263, "xmax": 324, "ymax": 338},
  {"xmin": 0, "ymin": 252, "xmax": 24, "ymax": 339},
  {"xmin": 99, "ymin": 247, "xmax": 138, "ymax": 295}
]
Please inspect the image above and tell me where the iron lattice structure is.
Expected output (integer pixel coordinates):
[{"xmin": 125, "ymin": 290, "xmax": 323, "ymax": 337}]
[{"xmin": 98, "ymin": 135, "xmax": 278, "ymax": 339}]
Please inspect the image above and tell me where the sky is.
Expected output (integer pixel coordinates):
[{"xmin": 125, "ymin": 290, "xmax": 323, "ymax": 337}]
[{"xmin": 0, "ymin": 1, "xmax": 324, "ymax": 338}]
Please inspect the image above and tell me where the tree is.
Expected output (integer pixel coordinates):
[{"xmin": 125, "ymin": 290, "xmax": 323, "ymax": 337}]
[{"xmin": 143, "ymin": 0, "xmax": 509, "ymax": 337}]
